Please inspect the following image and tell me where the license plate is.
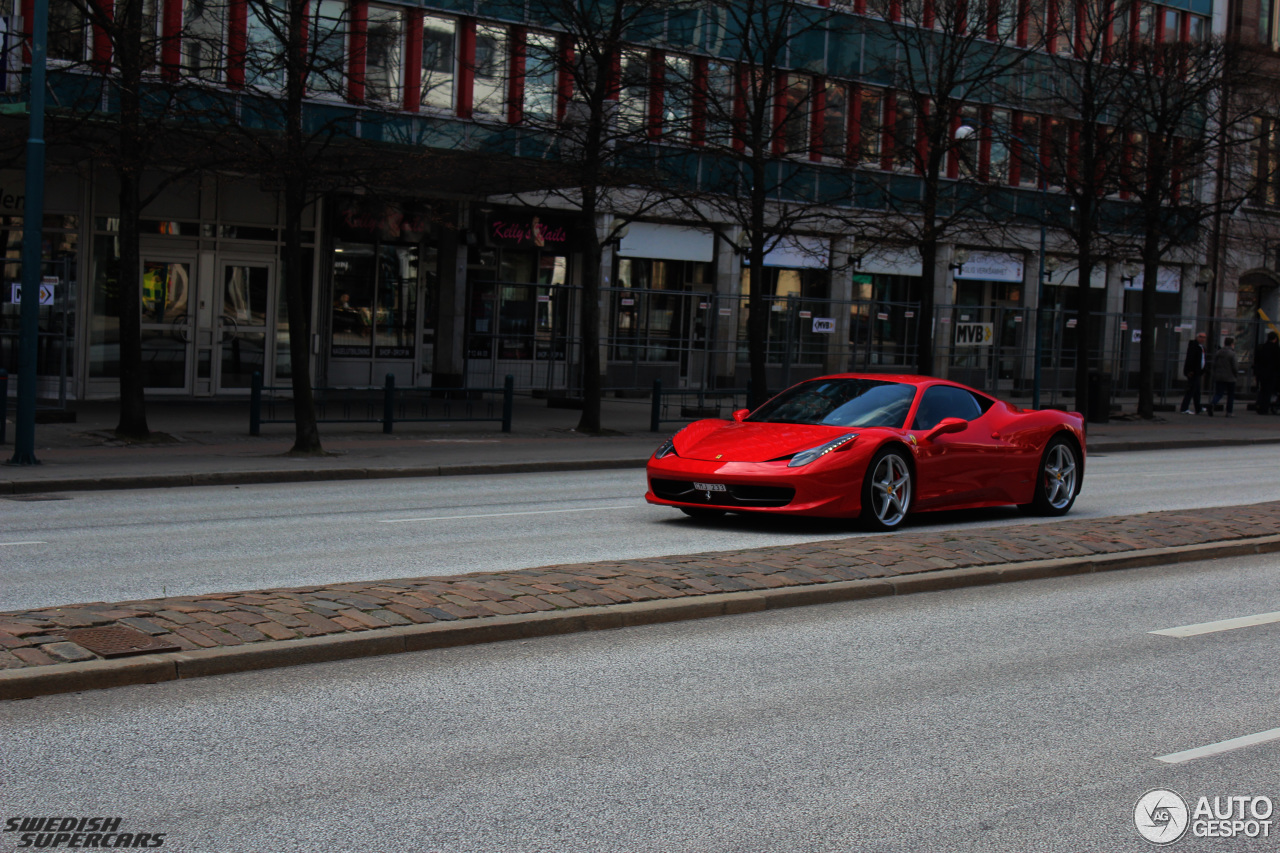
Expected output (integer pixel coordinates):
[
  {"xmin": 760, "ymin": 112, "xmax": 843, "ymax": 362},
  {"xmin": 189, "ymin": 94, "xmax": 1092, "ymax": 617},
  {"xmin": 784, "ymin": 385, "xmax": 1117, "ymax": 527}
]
[{"xmin": 693, "ymin": 482, "xmax": 727, "ymax": 492}]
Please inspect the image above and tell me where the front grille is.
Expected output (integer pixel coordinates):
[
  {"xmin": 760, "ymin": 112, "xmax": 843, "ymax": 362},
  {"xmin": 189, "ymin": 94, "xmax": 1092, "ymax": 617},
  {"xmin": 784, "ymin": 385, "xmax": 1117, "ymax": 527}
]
[{"xmin": 651, "ymin": 478, "xmax": 795, "ymax": 508}]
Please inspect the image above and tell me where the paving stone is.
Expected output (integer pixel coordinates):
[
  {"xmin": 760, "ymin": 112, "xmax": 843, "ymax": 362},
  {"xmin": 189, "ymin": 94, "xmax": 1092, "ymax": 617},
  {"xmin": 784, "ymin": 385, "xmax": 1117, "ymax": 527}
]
[{"xmin": 42, "ymin": 642, "xmax": 97, "ymax": 663}]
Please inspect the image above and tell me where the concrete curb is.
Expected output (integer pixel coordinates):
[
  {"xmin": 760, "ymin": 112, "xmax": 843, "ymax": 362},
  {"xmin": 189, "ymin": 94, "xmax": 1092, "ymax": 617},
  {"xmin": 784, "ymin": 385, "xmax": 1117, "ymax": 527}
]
[
  {"xmin": 3, "ymin": 434, "xmax": 1279, "ymax": 494},
  {"xmin": 6, "ymin": 533, "xmax": 1280, "ymax": 702},
  {"xmin": 0, "ymin": 458, "xmax": 651, "ymax": 495}
]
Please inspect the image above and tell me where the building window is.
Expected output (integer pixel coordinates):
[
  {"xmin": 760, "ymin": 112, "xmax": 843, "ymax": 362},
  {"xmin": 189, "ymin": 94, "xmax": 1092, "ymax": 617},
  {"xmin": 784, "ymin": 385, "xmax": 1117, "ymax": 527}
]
[
  {"xmin": 47, "ymin": 0, "xmax": 86, "ymax": 62},
  {"xmin": 954, "ymin": 106, "xmax": 981, "ymax": 178},
  {"xmin": 1161, "ymin": 7, "xmax": 1179, "ymax": 41},
  {"xmin": 245, "ymin": 0, "xmax": 285, "ymax": 89},
  {"xmin": 821, "ymin": 80, "xmax": 848, "ymax": 160},
  {"xmin": 182, "ymin": 0, "xmax": 224, "ymax": 78},
  {"xmin": 892, "ymin": 96, "xmax": 916, "ymax": 171},
  {"xmin": 704, "ymin": 61, "xmax": 735, "ymax": 146},
  {"xmin": 309, "ymin": 0, "xmax": 348, "ymax": 97},
  {"xmin": 858, "ymin": 87, "xmax": 883, "ymax": 166},
  {"xmin": 1137, "ymin": 3, "xmax": 1155, "ymax": 43},
  {"xmin": 663, "ymin": 54, "xmax": 693, "ymax": 141},
  {"xmin": 472, "ymin": 24, "xmax": 507, "ymax": 116},
  {"xmin": 420, "ymin": 14, "xmax": 456, "ymax": 110},
  {"xmin": 989, "ymin": 108, "xmax": 1011, "ymax": 183},
  {"xmin": 617, "ymin": 48, "xmax": 650, "ymax": 133},
  {"xmin": 1187, "ymin": 13, "xmax": 1206, "ymax": 41},
  {"xmin": 780, "ymin": 73, "xmax": 811, "ymax": 155},
  {"xmin": 523, "ymin": 31, "xmax": 558, "ymax": 121},
  {"xmin": 1017, "ymin": 113, "xmax": 1041, "ymax": 187},
  {"xmin": 364, "ymin": 5, "xmax": 402, "ymax": 104}
]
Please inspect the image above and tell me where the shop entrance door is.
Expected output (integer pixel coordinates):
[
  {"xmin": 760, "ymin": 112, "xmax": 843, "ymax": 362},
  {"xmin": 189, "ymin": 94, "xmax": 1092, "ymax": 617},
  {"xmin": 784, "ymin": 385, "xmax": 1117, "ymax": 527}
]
[
  {"xmin": 215, "ymin": 260, "xmax": 275, "ymax": 392},
  {"xmin": 140, "ymin": 257, "xmax": 195, "ymax": 393}
]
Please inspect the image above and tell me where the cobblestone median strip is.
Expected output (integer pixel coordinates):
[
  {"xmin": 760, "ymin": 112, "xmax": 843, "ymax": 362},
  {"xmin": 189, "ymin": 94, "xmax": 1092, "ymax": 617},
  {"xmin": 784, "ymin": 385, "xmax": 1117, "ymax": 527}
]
[{"xmin": 4, "ymin": 502, "xmax": 1280, "ymax": 700}]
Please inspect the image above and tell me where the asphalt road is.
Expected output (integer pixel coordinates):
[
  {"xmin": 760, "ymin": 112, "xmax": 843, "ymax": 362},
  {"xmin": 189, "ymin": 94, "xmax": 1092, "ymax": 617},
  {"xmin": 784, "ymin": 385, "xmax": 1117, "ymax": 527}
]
[
  {"xmin": 4, "ymin": 550, "xmax": 1279, "ymax": 852},
  {"xmin": 4, "ymin": 445, "xmax": 1280, "ymax": 611}
]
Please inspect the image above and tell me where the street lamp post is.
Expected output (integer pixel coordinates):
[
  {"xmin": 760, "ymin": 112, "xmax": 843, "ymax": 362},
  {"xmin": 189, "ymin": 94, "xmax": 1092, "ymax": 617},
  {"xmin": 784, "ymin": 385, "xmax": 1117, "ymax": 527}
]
[{"xmin": 10, "ymin": 0, "xmax": 48, "ymax": 465}]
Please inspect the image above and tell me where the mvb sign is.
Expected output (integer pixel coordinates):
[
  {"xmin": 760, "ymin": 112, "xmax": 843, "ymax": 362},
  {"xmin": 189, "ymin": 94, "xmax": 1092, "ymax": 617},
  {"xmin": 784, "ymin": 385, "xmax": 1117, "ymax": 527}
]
[{"xmin": 954, "ymin": 322, "xmax": 993, "ymax": 347}]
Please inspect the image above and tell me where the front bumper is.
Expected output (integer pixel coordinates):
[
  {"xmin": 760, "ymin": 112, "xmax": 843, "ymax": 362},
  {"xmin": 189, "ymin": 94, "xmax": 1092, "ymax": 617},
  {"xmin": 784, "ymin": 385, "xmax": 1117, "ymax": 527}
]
[{"xmin": 645, "ymin": 455, "xmax": 862, "ymax": 518}]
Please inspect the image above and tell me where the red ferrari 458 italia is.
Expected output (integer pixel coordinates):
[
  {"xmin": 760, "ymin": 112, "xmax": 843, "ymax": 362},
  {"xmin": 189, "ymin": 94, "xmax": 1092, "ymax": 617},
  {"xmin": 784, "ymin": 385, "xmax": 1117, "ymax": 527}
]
[{"xmin": 646, "ymin": 374, "xmax": 1085, "ymax": 530}]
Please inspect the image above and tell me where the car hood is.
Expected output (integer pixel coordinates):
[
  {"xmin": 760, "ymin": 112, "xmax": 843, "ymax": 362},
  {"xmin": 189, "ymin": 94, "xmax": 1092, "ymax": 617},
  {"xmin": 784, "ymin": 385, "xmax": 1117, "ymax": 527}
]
[{"xmin": 673, "ymin": 420, "xmax": 858, "ymax": 463}]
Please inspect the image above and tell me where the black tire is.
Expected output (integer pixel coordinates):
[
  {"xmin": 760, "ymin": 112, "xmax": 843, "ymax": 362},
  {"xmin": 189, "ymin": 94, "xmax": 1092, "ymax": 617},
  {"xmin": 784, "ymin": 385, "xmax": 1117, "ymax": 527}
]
[
  {"xmin": 859, "ymin": 447, "xmax": 913, "ymax": 531},
  {"xmin": 680, "ymin": 507, "xmax": 726, "ymax": 521},
  {"xmin": 1018, "ymin": 436, "xmax": 1080, "ymax": 516}
]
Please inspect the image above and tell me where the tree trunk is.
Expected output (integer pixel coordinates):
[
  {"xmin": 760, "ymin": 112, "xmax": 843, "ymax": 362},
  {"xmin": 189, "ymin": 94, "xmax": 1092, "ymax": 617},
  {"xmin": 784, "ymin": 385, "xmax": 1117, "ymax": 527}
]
[
  {"xmin": 283, "ymin": 179, "xmax": 322, "ymax": 453},
  {"xmin": 575, "ymin": 204, "xmax": 603, "ymax": 434}
]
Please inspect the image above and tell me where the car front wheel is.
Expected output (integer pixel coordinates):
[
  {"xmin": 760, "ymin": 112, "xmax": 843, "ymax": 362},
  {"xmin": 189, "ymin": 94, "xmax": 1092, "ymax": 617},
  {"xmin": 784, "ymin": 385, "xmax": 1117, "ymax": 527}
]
[
  {"xmin": 859, "ymin": 447, "xmax": 912, "ymax": 531},
  {"xmin": 1019, "ymin": 436, "xmax": 1080, "ymax": 516}
]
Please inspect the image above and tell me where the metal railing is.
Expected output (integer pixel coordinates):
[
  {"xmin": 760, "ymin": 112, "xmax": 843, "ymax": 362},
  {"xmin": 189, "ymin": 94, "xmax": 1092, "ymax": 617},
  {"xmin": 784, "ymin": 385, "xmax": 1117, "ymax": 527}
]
[
  {"xmin": 649, "ymin": 379, "xmax": 752, "ymax": 432},
  {"xmin": 250, "ymin": 372, "xmax": 514, "ymax": 435}
]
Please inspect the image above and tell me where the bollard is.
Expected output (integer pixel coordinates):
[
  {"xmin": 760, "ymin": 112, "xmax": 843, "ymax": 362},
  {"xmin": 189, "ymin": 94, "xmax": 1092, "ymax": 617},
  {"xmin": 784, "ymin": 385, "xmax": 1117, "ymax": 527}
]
[
  {"xmin": 650, "ymin": 379, "xmax": 662, "ymax": 432},
  {"xmin": 249, "ymin": 371, "xmax": 262, "ymax": 436},
  {"xmin": 501, "ymin": 375, "xmax": 514, "ymax": 433},
  {"xmin": 383, "ymin": 373, "xmax": 395, "ymax": 434}
]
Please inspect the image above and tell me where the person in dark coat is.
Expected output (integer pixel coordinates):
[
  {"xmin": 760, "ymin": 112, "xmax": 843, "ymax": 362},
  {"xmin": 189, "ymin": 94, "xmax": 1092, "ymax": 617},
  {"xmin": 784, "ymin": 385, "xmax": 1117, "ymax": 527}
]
[
  {"xmin": 1255, "ymin": 331, "xmax": 1280, "ymax": 415},
  {"xmin": 1208, "ymin": 337, "xmax": 1239, "ymax": 417},
  {"xmin": 1181, "ymin": 331, "xmax": 1208, "ymax": 414}
]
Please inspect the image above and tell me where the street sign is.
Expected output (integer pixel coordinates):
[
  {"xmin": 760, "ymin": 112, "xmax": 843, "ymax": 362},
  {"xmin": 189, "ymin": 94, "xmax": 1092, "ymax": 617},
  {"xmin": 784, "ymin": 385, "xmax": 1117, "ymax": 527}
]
[{"xmin": 10, "ymin": 280, "xmax": 54, "ymax": 306}]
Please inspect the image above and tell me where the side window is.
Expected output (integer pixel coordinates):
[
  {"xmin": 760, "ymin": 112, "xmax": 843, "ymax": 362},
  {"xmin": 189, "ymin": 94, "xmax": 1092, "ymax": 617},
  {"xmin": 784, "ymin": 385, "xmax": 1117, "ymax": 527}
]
[{"xmin": 911, "ymin": 385, "xmax": 986, "ymax": 430}]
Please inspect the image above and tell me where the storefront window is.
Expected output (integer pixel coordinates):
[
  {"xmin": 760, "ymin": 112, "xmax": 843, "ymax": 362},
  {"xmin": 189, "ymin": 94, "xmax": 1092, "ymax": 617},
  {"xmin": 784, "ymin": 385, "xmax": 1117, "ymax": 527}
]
[
  {"xmin": 611, "ymin": 258, "xmax": 710, "ymax": 363},
  {"xmin": 0, "ymin": 219, "xmax": 78, "ymax": 380}
]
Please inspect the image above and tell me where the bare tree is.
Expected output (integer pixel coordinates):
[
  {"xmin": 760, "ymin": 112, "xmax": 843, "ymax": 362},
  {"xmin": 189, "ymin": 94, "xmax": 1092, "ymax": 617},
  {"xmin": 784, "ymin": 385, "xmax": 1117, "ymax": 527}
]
[
  {"xmin": 42, "ymin": 0, "xmax": 214, "ymax": 438},
  {"xmin": 518, "ymin": 0, "xmax": 684, "ymax": 432},
  {"xmin": 676, "ymin": 0, "xmax": 843, "ymax": 405},
  {"xmin": 1033, "ymin": 0, "xmax": 1138, "ymax": 419},
  {"xmin": 856, "ymin": 0, "xmax": 1038, "ymax": 377},
  {"xmin": 1112, "ymin": 32, "xmax": 1268, "ymax": 418}
]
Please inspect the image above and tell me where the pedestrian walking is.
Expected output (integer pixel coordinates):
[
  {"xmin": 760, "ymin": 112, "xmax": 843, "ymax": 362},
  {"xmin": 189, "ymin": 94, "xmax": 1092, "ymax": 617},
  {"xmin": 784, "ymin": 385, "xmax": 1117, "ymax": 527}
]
[
  {"xmin": 1208, "ymin": 336, "xmax": 1239, "ymax": 417},
  {"xmin": 1181, "ymin": 332, "xmax": 1208, "ymax": 414},
  {"xmin": 1254, "ymin": 331, "xmax": 1280, "ymax": 415}
]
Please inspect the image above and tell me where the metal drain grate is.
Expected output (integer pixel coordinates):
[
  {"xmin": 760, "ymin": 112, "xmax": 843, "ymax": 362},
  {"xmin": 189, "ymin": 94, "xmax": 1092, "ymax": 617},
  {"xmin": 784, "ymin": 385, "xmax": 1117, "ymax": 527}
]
[{"xmin": 61, "ymin": 626, "xmax": 181, "ymax": 658}]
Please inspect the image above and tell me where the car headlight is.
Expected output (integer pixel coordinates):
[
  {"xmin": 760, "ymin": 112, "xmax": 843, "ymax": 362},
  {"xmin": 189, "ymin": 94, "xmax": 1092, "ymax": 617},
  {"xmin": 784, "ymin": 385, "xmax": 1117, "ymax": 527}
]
[
  {"xmin": 787, "ymin": 433, "xmax": 859, "ymax": 468},
  {"xmin": 654, "ymin": 436, "xmax": 678, "ymax": 459}
]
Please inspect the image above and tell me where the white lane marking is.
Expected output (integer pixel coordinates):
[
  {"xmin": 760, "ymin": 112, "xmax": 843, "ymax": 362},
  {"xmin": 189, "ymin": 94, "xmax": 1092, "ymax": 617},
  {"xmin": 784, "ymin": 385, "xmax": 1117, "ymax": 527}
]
[
  {"xmin": 379, "ymin": 505, "xmax": 637, "ymax": 523},
  {"xmin": 0, "ymin": 541, "xmax": 46, "ymax": 546},
  {"xmin": 1156, "ymin": 728, "xmax": 1280, "ymax": 764},
  {"xmin": 1150, "ymin": 611, "xmax": 1280, "ymax": 638}
]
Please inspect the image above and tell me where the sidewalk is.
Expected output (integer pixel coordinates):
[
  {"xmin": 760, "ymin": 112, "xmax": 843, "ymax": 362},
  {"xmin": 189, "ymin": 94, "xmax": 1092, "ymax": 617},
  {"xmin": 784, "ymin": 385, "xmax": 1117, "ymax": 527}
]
[
  {"xmin": 4, "ymin": 499, "xmax": 1280, "ymax": 700},
  {"xmin": 3, "ymin": 394, "xmax": 1280, "ymax": 494}
]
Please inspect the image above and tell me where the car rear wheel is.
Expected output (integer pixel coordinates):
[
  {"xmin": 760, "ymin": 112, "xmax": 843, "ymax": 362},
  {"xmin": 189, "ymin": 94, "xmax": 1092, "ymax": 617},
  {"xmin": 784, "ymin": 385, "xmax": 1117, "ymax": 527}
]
[
  {"xmin": 859, "ymin": 447, "xmax": 912, "ymax": 531},
  {"xmin": 680, "ymin": 507, "xmax": 726, "ymax": 521},
  {"xmin": 1019, "ymin": 436, "xmax": 1080, "ymax": 516}
]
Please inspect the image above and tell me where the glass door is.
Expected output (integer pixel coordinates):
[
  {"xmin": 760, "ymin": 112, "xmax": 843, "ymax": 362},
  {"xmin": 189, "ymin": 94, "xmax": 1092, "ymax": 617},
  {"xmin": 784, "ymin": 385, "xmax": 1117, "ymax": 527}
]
[
  {"xmin": 217, "ymin": 260, "xmax": 274, "ymax": 391},
  {"xmin": 140, "ymin": 258, "xmax": 194, "ymax": 392}
]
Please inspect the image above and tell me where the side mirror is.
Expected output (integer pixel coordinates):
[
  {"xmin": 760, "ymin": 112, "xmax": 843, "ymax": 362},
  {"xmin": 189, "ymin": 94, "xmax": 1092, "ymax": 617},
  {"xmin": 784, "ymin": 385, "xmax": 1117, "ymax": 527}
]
[
  {"xmin": 732, "ymin": 409, "xmax": 750, "ymax": 423},
  {"xmin": 925, "ymin": 417, "xmax": 967, "ymax": 441}
]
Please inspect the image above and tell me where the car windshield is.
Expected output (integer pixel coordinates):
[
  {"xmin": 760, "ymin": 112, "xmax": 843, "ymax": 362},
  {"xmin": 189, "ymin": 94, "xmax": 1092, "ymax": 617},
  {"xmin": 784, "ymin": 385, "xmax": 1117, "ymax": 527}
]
[{"xmin": 747, "ymin": 378, "xmax": 917, "ymax": 428}]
